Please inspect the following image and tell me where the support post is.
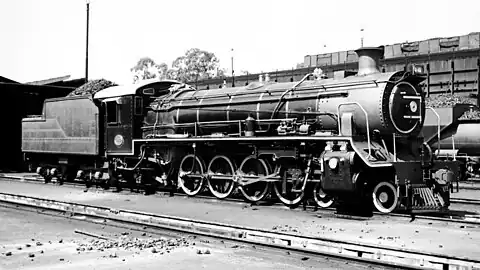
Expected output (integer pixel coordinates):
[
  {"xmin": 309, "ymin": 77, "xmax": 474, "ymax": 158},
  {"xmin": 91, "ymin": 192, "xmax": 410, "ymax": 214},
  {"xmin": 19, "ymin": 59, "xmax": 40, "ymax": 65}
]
[{"xmin": 85, "ymin": 0, "xmax": 90, "ymax": 83}]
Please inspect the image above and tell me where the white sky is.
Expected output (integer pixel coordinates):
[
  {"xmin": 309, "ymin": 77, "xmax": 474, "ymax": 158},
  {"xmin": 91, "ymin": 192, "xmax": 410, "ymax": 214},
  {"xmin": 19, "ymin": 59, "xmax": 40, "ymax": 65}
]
[{"xmin": 1, "ymin": 0, "xmax": 479, "ymax": 84}]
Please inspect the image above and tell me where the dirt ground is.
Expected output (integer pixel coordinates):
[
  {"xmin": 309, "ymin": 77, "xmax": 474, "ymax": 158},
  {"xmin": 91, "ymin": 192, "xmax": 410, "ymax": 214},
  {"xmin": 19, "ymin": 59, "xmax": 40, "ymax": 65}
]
[{"xmin": 0, "ymin": 205, "xmax": 389, "ymax": 270}]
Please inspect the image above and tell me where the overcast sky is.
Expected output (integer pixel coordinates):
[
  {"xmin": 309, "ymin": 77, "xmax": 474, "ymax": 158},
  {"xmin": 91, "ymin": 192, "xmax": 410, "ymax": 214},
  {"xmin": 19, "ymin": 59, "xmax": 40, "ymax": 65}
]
[{"xmin": 1, "ymin": 0, "xmax": 479, "ymax": 84}]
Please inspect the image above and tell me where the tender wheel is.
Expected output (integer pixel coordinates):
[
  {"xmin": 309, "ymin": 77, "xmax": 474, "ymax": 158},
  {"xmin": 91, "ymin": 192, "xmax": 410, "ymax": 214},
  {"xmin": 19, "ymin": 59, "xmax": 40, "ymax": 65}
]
[
  {"xmin": 313, "ymin": 181, "xmax": 334, "ymax": 208},
  {"xmin": 372, "ymin": 181, "xmax": 399, "ymax": 213},
  {"xmin": 238, "ymin": 156, "xmax": 270, "ymax": 203},
  {"xmin": 178, "ymin": 154, "xmax": 206, "ymax": 196},
  {"xmin": 207, "ymin": 155, "xmax": 236, "ymax": 199},
  {"xmin": 273, "ymin": 167, "xmax": 305, "ymax": 208}
]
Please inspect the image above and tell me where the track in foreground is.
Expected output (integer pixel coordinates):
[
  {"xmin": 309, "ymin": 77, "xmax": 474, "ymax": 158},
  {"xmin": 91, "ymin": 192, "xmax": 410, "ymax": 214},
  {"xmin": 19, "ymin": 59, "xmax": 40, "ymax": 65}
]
[
  {"xmin": 0, "ymin": 192, "xmax": 479, "ymax": 270},
  {"xmin": 2, "ymin": 174, "xmax": 480, "ymax": 226},
  {"xmin": 1, "ymin": 203, "xmax": 373, "ymax": 270}
]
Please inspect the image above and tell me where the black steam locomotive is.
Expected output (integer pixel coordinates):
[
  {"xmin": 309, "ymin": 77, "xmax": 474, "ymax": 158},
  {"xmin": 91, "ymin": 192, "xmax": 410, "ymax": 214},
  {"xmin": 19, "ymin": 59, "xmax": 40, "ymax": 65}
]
[{"xmin": 22, "ymin": 47, "xmax": 459, "ymax": 214}]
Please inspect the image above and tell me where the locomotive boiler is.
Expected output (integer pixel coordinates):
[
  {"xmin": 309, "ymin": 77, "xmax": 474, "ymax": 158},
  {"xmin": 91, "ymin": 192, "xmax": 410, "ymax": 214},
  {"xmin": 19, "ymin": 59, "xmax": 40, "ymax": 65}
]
[
  {"xmin": 149, "ymin": 48, "xmax": 424, "ymax": 138},
  {"xmin": 135, "ymin": 46, "xmax": 455, "ymax": 213}
]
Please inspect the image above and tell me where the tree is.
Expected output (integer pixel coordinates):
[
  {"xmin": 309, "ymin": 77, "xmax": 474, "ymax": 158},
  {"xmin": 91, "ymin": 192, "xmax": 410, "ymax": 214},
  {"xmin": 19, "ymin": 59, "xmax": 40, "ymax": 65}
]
[
  {"xmin": 130, "ymin": 57, "xmax": 169, "ymax": 83},
  {"xmin": 214, "ymin": 68, "xmax": 227, "ymax": 78},
  {"xmin": 170, "ymin": 48, "xmax": 221, "ymax": 83}
]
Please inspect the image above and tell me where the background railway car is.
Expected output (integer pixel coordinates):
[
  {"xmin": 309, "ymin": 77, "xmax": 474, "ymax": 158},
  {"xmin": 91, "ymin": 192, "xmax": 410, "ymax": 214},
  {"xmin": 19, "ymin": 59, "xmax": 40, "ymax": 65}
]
[{"xmin": 421, "ymin": 104, "xmax": 480, "ymax": 181}]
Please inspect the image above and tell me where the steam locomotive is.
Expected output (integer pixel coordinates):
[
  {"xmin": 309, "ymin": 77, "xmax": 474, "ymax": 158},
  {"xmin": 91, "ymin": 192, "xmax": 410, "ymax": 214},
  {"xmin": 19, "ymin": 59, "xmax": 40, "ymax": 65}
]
[{"xmin": 22, "ymin": 46, "xmax": 460, "ymax": 214}]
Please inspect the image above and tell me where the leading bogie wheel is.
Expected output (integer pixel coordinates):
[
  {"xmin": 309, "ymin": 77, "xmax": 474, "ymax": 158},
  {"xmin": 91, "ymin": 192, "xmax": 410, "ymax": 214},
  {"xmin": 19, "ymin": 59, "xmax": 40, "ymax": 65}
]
[
  {"xmin": 313, "ymin": 181, "xmax": 334, "ymax": 208},
  {"xmin": 372, "ymin": 181, "xmax": 399, "ymax": 213},
  {"xmin": 178, "ymin": 154, "xmax": 206, "ymax": 196},
  {"xmin": 207, "ymin": 155, "xmax": 236, "ymax": 199},
  {"xmin": 238, "ymin": 156, "xmax": 270, "ymax": 203}
]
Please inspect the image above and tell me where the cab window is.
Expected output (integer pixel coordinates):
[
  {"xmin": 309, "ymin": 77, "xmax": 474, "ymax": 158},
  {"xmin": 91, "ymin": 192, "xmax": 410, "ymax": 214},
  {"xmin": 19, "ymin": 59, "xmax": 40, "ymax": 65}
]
[
  {"xmin": 106, "ymin": 101, "xmax": 119, "ymax": 124},
  {"xmin": 134, "ymin": 96, "xmax": 143, "ymax": 115}
]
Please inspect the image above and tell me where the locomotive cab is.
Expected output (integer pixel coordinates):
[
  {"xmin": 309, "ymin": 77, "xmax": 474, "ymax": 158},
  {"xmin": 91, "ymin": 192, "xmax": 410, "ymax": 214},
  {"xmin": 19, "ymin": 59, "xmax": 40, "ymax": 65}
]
[{"xmin": 93, "ymin": 80, "xmax": 182, "ymax": 155}]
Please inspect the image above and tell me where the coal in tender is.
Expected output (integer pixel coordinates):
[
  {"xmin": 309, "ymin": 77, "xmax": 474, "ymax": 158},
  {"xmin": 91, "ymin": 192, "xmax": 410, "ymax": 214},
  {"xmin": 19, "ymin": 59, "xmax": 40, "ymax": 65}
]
[{"xmin": 66, "ymin": 79, "xmax": 118, "ymax": 97}]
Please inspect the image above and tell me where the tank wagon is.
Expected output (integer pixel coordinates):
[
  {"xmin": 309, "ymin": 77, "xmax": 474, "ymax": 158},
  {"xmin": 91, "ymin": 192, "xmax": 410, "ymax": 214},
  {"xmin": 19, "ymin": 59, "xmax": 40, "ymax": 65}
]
[
  {"xmin": 22, "ymin": 47, "xmax": 459, "ymax": 214},
  {"xmin": 421, "ymin": 104, "xmax": 480, "ymax": 181}
]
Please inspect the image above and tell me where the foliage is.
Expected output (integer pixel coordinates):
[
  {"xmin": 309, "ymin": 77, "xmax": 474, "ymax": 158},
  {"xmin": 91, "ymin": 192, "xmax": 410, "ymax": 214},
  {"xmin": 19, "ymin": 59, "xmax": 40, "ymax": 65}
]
[
  {"xmin": 170, "ymin": 48, "xmax": 221, "ymax": 82},
  {"xmin": 131, "ymin": 49, "xmax": 244, "ymax": 84},
  {"xmin": 67, "ymin": 79, "xmax": 117, "ymax": 97},
  {"xmin": 130, "ymin": 57, "xmax": 169, "ymax": 83}
]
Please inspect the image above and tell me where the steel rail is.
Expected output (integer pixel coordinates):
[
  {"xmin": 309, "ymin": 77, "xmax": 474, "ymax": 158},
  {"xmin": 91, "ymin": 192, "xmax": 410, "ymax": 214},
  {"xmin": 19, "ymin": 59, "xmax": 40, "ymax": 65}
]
[
  {"xmin": 1, "ymin": 175, "xmax": 480, "ymax": 226},
  {"xmin": 450, "ymin": 198, "xmax": 480, "ymax": 205},
  {"xmin": 0, "ymin": 192, "xmax": 478, "ymax": 270}
]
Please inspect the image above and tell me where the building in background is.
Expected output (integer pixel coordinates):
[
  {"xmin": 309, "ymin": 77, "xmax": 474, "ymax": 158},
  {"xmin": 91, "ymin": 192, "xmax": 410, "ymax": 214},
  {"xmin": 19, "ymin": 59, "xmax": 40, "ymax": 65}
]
[
  {"xmin": 0, "ymin": 75, "xmax": 84, "ymax": 171},
  {"xmin": 192, "ymin": 32, "xmax": 480, "ymax": 102}
]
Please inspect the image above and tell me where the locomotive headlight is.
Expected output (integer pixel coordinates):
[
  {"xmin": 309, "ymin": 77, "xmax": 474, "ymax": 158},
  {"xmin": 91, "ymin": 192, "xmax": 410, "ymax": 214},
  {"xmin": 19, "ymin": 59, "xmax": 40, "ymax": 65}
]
[
  {"xmin": 409, "ymin": 101, "xmax": 418, "ymax": 113},
  {"xmin": 328, "ymin": 158, "xmax": 339, "ymax": 170}
]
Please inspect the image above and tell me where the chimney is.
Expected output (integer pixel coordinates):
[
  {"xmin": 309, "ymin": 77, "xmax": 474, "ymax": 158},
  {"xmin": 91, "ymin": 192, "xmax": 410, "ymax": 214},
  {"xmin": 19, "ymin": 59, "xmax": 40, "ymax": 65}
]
[{"xmin": 354, "ymin": 46, "xmax": 384, "ymax": 76}]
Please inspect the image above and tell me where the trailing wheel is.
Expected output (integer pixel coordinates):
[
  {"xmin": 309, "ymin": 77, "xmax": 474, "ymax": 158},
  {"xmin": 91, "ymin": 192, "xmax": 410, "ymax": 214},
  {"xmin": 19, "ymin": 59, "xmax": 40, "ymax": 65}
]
[
  {"xmin": 372, "ymin": 181, "xmax": 399, "ymax": 213},
  {"xmin": 178, "ymin": 154, "xmax": 206, "ymax": 196},
  {"xmin": 237, "ymin": 156, "xmax": 270, "ymax": 203},
  {"xmin": 207, "ymin": 155, "xmax": 236, "ymax": 199},
  {"xmin": 272, "ymin": 167, "xmax": 305, "ymax": 208},
  {"xmin": 313, "ymin": 181, "xmax": 334, "ymax": 208}
]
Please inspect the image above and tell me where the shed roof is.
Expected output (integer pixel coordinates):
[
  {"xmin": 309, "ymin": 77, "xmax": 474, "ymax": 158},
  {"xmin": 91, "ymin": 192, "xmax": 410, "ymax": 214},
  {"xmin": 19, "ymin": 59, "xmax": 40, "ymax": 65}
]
[
  {"xmin": 94, "ymin": 79, "xmax": 181, "ymax": 99},
  {"xmin": 25, "ymin": 75, "xmax": 71, "ymax": 85}
]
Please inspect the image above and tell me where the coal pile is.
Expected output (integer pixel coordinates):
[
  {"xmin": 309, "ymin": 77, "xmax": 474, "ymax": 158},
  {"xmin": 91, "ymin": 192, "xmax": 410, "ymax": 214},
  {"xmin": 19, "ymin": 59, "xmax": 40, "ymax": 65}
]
[
  {"xmin": 76, "ymin": 235, "xmax": 190, "ymax": 255},
  {"xmin": 67, "ymin": 79, "xmax": 117, "ymax": 97},
  {"xmin": 425, "ymin": 94, "xmax": 477, "ymax": 108},
  {"xmin": 459, "ymin": 109, "xmax": 480, "ymax": 120},
  {"xmin": 426, "ymin": 93, "xmax": 480, "ymax": 120}
]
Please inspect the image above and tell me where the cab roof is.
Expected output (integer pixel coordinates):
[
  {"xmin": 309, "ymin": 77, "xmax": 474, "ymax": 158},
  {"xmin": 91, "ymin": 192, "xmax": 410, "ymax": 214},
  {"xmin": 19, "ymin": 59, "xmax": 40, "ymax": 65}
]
[{"xmin": 94, "ymin": 79, "xmax": 181, "ymax": 99}]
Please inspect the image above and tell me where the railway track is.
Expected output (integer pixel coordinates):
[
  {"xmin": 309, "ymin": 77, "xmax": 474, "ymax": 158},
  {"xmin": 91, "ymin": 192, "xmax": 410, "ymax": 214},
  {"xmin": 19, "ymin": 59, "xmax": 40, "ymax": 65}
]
[
  {"xmin": 0, "ymin": 191, "xmax": 479, "ymax": 270},
  {"xmin": 458, "ymin": 179, "xmax": 480, "ymax": 191},
  {"xmin": 0, "ymin": 199, "xmax": 385, "ymax": 270},
  {"xmin": 1, "ymin": 173, "xmax": 480, "ymax": 225},
  {"xmin": 451, "ymin": 198, "xmax": 480, "ymax": 205}
]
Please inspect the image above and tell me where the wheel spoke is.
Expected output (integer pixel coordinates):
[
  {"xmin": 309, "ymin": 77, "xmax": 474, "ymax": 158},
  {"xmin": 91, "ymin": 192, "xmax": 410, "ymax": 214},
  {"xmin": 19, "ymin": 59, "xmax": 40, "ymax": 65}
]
[
  {"xmin": 207, "ymin": 155, "xmax": 236, "ymax": 199},
  {"xmin": 178, "ymin": 154, "xmax": 205, "ymax": 196},
  {"xmin": 238, "ymin": 156, "xmax": 270, "ymax": 203},
  {"xmin": 273, "ymin": 167, "xmax": 305, "ymax": 207},
  {"xmin": 313, "ymin": 181, "xmax": 334, "ymax": 208}
]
